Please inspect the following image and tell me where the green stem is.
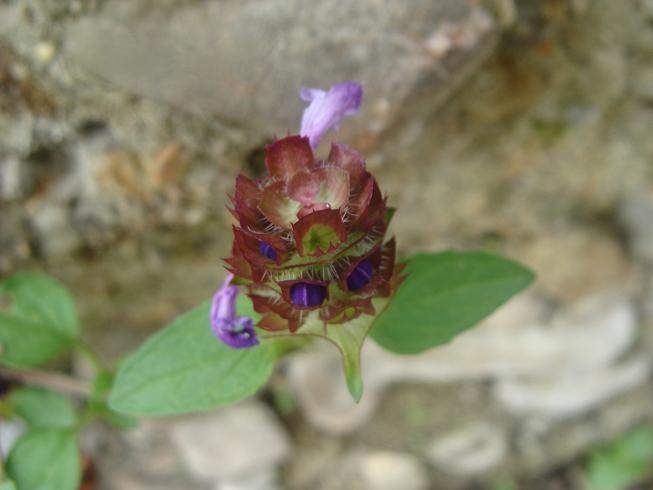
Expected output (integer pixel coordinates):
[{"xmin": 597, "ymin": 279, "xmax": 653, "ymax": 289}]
[
  {"xmin": 74, "ymin": 340, "xmax": 109, "ymax": 373},
  {"xmin": 76, "ymin": 404, "xmax": 98, "ymax": 431}
]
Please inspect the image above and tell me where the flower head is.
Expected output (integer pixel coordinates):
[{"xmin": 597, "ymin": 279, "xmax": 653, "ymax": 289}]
[
  {"xmin": 300, "ymin": 81, "xmax": 363, "ymax": 148},
  {"xmin": 210, "ymin": 274, "xmax": 258, "ymax": 348},
  {"xmin": 211, "ymin": 81, "xmax": 403, "ymax": 354}
]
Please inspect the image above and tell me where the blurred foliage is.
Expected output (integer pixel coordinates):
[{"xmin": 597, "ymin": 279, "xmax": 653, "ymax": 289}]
[
  {"xmin": 491, "ymin": 479, "xmax": 517, "ymax": 490},
  {"xmin": 583, "ymin": 426, "xmax": 653, "ymax": 490}
]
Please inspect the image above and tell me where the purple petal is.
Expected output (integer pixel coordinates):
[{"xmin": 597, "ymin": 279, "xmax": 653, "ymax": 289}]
[
  {"xmin": 299, "ymin": 81, "xmax": 363, "ymax": 149},
  {"xmin": 210, "ymin": 274, "xmax": 237, "ymax": 321},
  {"xmin": 258, "ymin": 240, "xmax": 278, "ymax": 261},
  {"xmin": 213, "ymin": 315, "xmax": 258, "ymax": 349},
  {"xmin": 290, "ymin": 282, "xmax": 327, "ymax": 307},
  {"xmin": 210, "ymin": 274, "xmax": 258, "ymax": 349},
  {"xmin": 299, "ymin": 87, "xmax": 325, "ymax": 102},
  {"xmin": 346, "ymin": 259, "xmax": 374, "ymax": 291}
]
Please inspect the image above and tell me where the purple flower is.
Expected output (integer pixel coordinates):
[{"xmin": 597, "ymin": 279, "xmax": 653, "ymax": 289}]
[
  {"xmin": 347, "ymin": 259, "xmax": 374, "ymax": 291},
  {"xmin": 210, "ymin": 274, "xmax": 258, "ymax": 348},
  {"xmin": 290, "ymin": 282, "xmax": 327, "ymax": 307},
  {"xmin": 300, "ymin": 81, "xmax": 363, "ymax": 149}
]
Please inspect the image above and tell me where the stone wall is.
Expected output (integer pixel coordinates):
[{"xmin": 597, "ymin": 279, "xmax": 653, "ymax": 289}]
[{"xmin": 2, "ymin": 0, "xmax": 653, "ymax": 489}]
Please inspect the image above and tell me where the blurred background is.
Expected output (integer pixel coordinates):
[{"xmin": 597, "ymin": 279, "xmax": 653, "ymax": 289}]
[{"xmin": 1, "ymin": 0, "xmax": 653, "ymax": 489}]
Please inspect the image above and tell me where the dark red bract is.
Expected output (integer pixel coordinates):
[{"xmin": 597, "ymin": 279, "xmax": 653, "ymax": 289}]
[{"xmin": 225, "ymin": 135, "xmax": 403, "ymax": 333}]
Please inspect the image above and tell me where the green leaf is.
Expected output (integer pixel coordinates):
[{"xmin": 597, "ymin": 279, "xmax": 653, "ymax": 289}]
[
  {"xmin": 87, "ymin": 372, "xmax": 138, "ymax": 429},
  {"xmin": 0, "ymin": 272, "xmax": 79, "ymax": 368},
  {"xmin": 371, "ymin": 251, "xmax": 535, "ymax": 354},
  {"xmin": 0, "ymin": 314, "xmax": 70, "ymax": 368},
  {"xmin": 6, "ymin": 428, "xmax": 80, "ymax": 490},
  {"xmin": 0, "ymin": 480, "xmax": 17, "ymax": 490},
  {"xmin": 9, "ymin": 387, "xmax": 79, "ymax": 428},
  {"xmin": 491, "ymin": 479, "xmax": 517, "ymax": 490},
  {"xmin": 584, "ymin": 426, "xmax": 653, "ymax": 490},
  {"xmin": 0, "ymin": 272, "xmax": 79, "ymax": 337},
  {"xmin": 109, "ymin": 299, "xmax": 276, "ymax": 416},
  {"xmin": 260, "ymin": 296, "xmax": 391, "ymax": 402}
]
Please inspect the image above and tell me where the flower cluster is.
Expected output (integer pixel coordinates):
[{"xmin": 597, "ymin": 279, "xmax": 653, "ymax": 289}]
[{"xmin": 211, "ymin": 81, "xmax": 403, "ymax": 347}]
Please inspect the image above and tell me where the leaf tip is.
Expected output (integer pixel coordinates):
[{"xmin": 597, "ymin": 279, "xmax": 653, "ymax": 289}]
[{"xmin": 346, "ymin": 374, "xmax": 364, "ymax": 403}]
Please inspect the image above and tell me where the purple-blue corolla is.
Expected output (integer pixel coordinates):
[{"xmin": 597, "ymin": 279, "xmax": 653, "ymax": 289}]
[
  {"xmin": 210, "ymin": 274, "xmax": 258, "ymax": 348},
  {"xmin": 210, "ymin": 80, "xmax": 366, "ymax": 348},
  {"xmin": 300, "ymin": 81, "xmax": 363, "ymax": 148}
]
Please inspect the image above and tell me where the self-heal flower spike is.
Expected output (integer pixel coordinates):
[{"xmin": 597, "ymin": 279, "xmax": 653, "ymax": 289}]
[
  {"xmin": 215, "ymin": 81, "xmax": 405, "ymax": 400},
  {"xmin": 210, "ymin": 274, "xmax": 258, "ymax": 348}
]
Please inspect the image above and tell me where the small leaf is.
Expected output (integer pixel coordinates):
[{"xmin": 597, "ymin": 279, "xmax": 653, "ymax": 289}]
[
  {"xmin": 0, "ymin": 272, "xmax": 79, "ymax": 337},
  {"xmin": 6, "ymin": 428, "xmax": 80, "ymax": 490},
  {"xmin": 0, "ymin": 314, "xmax": 70, "ymax": 368},
  {"xmin": 584, "ymin": 426, "xmax": 653, "ymax": 490},
  {"xmin": 109, "ymin": 300, "xmax": 275, "ymax": 416},
  {"xmin": 261, "ymin": 296, "xmax": 391, "ymax": 402},
  {"xmin": 371, "ymin": 251, "xmax": 535, "ymax": 354},
  {"xmin": 9, "ymin": 387, "xmax": 79, "ymax": 428},
  {"xmin": 0, "ymin": 272, "xmax": 79, "ymax": 368}
]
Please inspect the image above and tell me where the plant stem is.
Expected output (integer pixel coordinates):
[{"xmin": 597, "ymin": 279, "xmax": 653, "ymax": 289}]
[
  {"xmin": 0, "ymin": 366, "xmax": 89, "ymax": 398},
  {"xmin": 74, "ymin": 339, "xmax": 109, "ymax": 373}
]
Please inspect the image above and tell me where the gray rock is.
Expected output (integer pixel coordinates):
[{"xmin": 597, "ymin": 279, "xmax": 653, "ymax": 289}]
[
  {"xmin": 643, "ymin": 0, "xmax": 653, "ymax": 17},
  {"xmin": 170, "ymin": 401, "xmax": 290, "ymax": 484},
  {"xmin": 494, "ymin": 356, "xmax": 652, "ymax": 419},
  {"xmin": 63, "ymin": 0, "xmax": 496, "ymax": 143},
  {"xmin": 107, "ymin": 474, "xmax": 192, "ymax": 490},
  {"xmin": 216, "ymin": 470, "xmax": 281, "ymax": 490},
  {"xmin": 360, "ymin": 451, "xmax": 429, "ymax": 490},
  {"xmin": 29, "ymin": 202, "xmax": 81, "ymax": 257},
  {"xmin": 287, "ymin": 292, "xmax": 638, "ymax": 434},
  {"xmin": 619, "ymin": 192, "xmax": 653, "ymax": 263},
  {"xmin": 426, "ymin": 422, "xmax": 507, "ymax": 476},
  {"xmin": 120, "ymin": 419, "xmax": 191, "ymax": 483},
  {"xmin": 632, "ymin": 66, "xmax": 653, "ymax": 101},
  {"xmin": 0, "ymin": 112, "xmax": 34, "ymax": 155},
  {"xmin": 0, "ymin": 208, "xmax": 31, "ymax": 273},
  {"xmin": 85, "ymin": 417, "xmax": 203, "ymax": 490},
  {"xmin": 0, "ymin": 155, "xmax": 30, "ymax": 201},
  {"xmin": 285, "ymin": 448, "xmax": 428, "ymax": 490}
]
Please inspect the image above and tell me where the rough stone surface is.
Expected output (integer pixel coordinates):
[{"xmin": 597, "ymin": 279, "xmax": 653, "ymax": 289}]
[
  {"xmin": 0, "ymin": 210, "xmax": 31, "ymax": 273},
  {"xmin": 619, "ymin": 192, "xmax": 653, "ymax": 264},
  {"xmin": 632, "ymin": 66, "xmax": 653, "ymax": 101},
  {"xmin": 0, "ymin": 155, "xmax": 29, "ymax": 201},
  {"xmin": 426, "ymin": 422, "xmax": 507, "ymax": 476},
  {"xmin": 85, "ymin": 403, "xmax": 289, "ymax": 490},
  {"xmin": 170, "ymin": 401, "xmax": 290, "ymax": 484},
  {"xmin": 62, "ymin": 0, "xmax": 494, "ymax": 143},
  {"xmin": 287, "ymin": 292, "xmax": 639, "ymax": 434},
  {"xmin": 100, "ymin": 418, "xmax": 201, "ymax": 490},
  {"xmin": 1, "ymin": 0, "xmax": 653, "ymax": 489},
  {"xmin": 494, "ymin": 356, "xmax": 652, "ymax": 419},
  {"xmin": 217, "ymin": 471, "xmax": 282, "ymax": 490},
  {"xmin": 360, "ymin": 451, "xmax": 429, "ymax": 490}
]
